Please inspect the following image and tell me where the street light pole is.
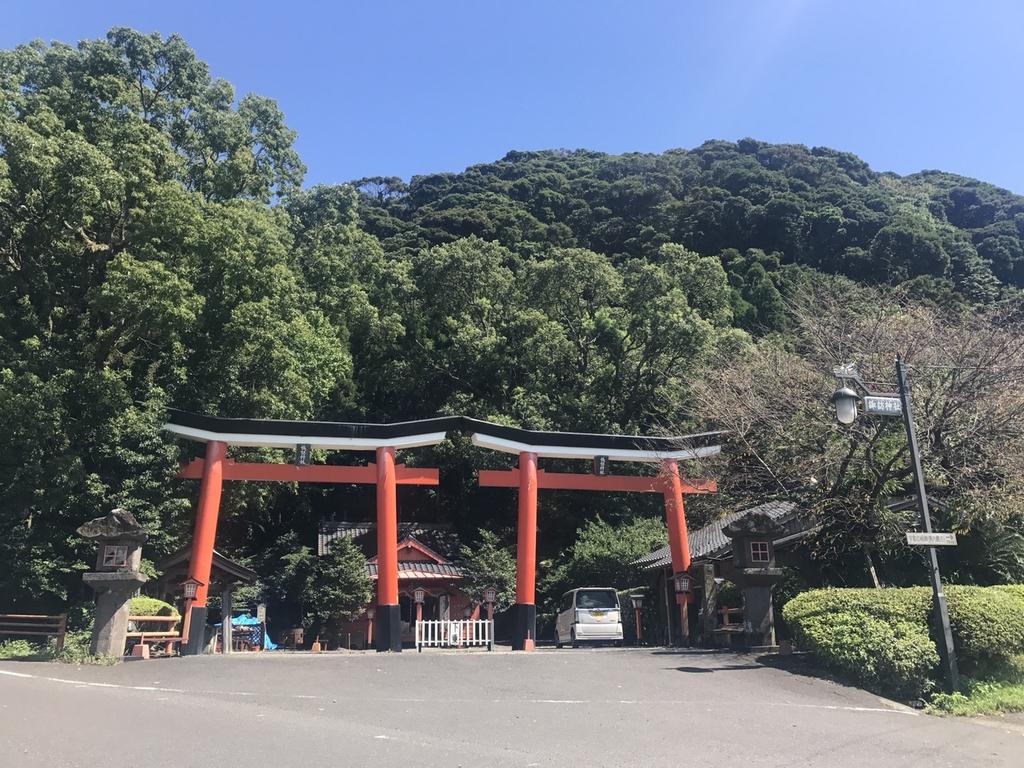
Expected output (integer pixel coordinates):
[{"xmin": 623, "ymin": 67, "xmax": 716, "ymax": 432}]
[{"xmin": 895, "ymin": 356, "xmax": 959, "ymax": 692}]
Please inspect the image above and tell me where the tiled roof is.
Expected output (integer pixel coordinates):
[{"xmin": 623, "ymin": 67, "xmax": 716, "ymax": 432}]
[
  {"xmin": 367, "ymin": 562, "xmax": 463, "ymax": 579},
  {"xmin": 634, "ymin": 500, "xmax": 802, "ymax": 569},
  {"xmin": 318, "ymin": 521, "xmax": 462, "ymax": 558}
]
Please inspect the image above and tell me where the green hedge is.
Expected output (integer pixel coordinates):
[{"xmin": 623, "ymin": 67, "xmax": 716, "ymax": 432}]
[
  {"xmin": 129, "ymin": 596, "xmax": 179, "ymax": 617},
  {"xmin": 783, "ymin": 590, "xmax": 938, "ymax": 697},
  {"xmin": 945, "ymin": 586, "xmax": 1024, "ymax": 674},
  {"xmin": 783, "ymin": 586, "xmax": 1024, "ymax": 697}
]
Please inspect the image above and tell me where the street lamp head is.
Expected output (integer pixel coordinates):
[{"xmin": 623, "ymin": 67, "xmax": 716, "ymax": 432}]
[
  {"xmin": 831, "ymin": 386, "xmax": 859, "ymax": 425},
  {"xmin": 629, "ymin": 593, "xmax": 644, "ymax": 610}
]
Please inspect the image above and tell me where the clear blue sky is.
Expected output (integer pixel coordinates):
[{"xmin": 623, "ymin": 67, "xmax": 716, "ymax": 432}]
[{"xmin": 4, "ymin": 1, "xmax": 1022, "ymax": 192}]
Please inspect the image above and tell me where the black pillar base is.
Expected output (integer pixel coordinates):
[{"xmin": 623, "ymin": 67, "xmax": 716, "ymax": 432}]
[
  {"xmin": 510, "ymin": 603, "xmax": 536, "ymax": 650},
  {"xmin": 374, "ymin": 604, "xmax": 402, "ymax": 652},
  {"xmin": 182, "ymin": 605, "xmax": 208, "ymax": 656}
]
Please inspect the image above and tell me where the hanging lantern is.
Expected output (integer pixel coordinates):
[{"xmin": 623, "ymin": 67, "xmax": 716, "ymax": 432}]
[{"xmin": 182, "ymin": 577, "xmax": 203, "ymax": 600}]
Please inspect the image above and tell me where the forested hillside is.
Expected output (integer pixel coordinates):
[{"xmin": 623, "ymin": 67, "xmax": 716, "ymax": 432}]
[
  {"xmin": 3, "ymin": 30, "xmax": 1023, "ymax": 615},
  {"xmin": 353, "ymin": 142, "xmax": 1024, "ymax": 309}
]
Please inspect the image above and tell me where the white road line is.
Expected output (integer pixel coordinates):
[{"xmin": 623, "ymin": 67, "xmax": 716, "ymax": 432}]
[{"xmin": 0, "ymin": 668, "xmax": 919, "ymax": 716}]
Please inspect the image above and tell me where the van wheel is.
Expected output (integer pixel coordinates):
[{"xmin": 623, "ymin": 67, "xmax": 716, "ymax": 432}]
[{"xmin": 571, "ymin": 630, "xmax": 579, "ymax": 649}]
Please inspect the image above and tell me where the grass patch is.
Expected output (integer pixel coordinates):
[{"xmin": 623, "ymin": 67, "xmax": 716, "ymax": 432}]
[
  {"xmin": 930, "ymin": 655, "xmax": 1024, "ymax": 716},
  {"xmin": 0, "ymin": 639, "xmax": 53, "ymax": 661},
  {"xmin": 0, "ymin": 631, "xmax": 120, "ymax": 666}
]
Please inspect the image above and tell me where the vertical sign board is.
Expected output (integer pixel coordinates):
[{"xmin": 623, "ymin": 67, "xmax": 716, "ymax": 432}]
[
  {"xmin": 593, "ymin": 455, "xmax": 610, "ymax": 476},
  {"xmin": 295, "ymin": 443, "xmax": 312, "ymax": 466},
  {"xmin": 906, "ymin": 532, "xmax": 957, "ymax": 547}
]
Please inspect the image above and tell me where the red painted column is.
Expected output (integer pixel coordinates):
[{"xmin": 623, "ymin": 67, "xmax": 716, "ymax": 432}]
[
  {"xmin": 663, "ymin": 458, "xmax": 692, "ymax": 645},
  {"xmin": 182, "ymin": 440, "xmax": 226, "ymax": 654},
  {"xmin": 513, "ymin": 451, "xmax": 538, "ymax": 650},
  {"xmin": 375, "ymin": 446, "xmax": 401, "ymax": 651},
  {"xmin": 188, "ymin": 440, "xmax": 227, "ymax": 604},
  {"xmin": 662, "ymin": 458, "xmax": 692, "ymax": 574}
]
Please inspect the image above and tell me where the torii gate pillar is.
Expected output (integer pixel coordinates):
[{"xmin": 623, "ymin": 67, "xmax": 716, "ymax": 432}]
[
  {"xmin": 511, "ymin": 452, "xmax": 539, "ymax": 650},
  {"xmin": 662, "ymin": 458, "xmax": 693, "ymax": 644},
  {"xmin": 375, "ymin": 446, "xmax": 402, "ymax": 652},
  {"xmin": 182, "ymin": 439, "xmax": 226, "ymax": 654}
]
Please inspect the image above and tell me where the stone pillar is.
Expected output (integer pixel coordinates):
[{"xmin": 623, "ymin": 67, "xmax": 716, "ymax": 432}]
[
  {"xmin": 83, "ymin": 573, "xmax": 148, "ymax": 656},
  {"xmin": 77, "ymin": 508, "xmax": 149, "ymax": 658},
  {"xmin": 221, "ymin": 587, "xmax": 233, "ymax": 654},
  {"xmin": 700, "ymin": 563, "xmax": 718, "ymax": 645},
  {"xmin": 721, "ymin": 512, "xmax": 785, "ymax": 652}
]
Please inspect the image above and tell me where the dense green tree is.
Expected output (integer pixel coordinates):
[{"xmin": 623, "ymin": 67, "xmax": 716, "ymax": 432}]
[
  {"xmin": 262, "ymin": 534, "xmax": 372, "ymax": 629},
  {"xmin": 458, "ymin": 529, "xmax": 517, "ymax": 611},
  {"xmin": 540, "ymin": 517, "xmax": 668, "ymax": 607},
  {"xmin": 4, "ymin": 27, "xmax": 1024, "ymax": 623}
]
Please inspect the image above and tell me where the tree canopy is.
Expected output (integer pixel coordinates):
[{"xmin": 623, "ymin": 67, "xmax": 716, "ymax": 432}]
[{"xmin": 3, "ymin": 29, "xmax": 1024, "ymax": 621}]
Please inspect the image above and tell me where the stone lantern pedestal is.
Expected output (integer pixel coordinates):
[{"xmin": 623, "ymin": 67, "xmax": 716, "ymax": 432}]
[
  {"xmin": 722, "ymin": 512, "xmax": 786, "ymax": 652},
  {"xmin": 77, "ymin": 508, "xmax": 149, "ymax": 657},
  {"xmin": 82, "ymin": 571, "xmax": 149, "ymax": 656}
]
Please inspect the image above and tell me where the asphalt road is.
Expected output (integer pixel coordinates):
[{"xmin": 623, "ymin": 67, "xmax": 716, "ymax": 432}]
[{"xmin": 1, "ymin": 647, "xmax": 1020, "ymax": 767}]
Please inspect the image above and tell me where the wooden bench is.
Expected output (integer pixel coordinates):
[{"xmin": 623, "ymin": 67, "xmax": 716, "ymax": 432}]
[
  {"xmin": 126, "ymin": 615, "xmax": 183, "ymax": 657},
  {"xmin": 0, "ymin": 613, "xmax": 67, "ymax": 652}
]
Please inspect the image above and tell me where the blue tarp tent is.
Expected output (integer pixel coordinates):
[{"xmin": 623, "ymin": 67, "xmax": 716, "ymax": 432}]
[{"xmin": 231, "ymin": 614, "xmax": 278, "ymax": 650}]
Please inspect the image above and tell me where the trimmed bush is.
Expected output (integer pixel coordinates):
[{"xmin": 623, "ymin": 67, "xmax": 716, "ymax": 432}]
[
  {"xmin": 129, "ymin": 596, "xmax": 179, "ymax": 616},
  {"xmin": 945, "ymin": 586, "xmax": 1024, "ymax": 674},
  {"xmin": 784, "ymin": 585, "xmax": 1024, "ymax": 697},
  {"xmin": 784, "ymin": 592, "xmax": 938, "ymax": 697}
]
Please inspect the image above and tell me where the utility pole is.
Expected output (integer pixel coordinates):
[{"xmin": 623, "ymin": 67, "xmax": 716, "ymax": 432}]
[{"xmin": 896, "ymin": 356, "xmax": 959, "ymax": 692}]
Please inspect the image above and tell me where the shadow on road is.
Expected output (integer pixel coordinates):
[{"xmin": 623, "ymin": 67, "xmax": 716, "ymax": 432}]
[
  {"xmin": 754, "ymin": 651, "xmax": 848, "ymax": 687},
  {"xmin": 672, "ymin": 664, "xmax": 762, "ymax": 673}
]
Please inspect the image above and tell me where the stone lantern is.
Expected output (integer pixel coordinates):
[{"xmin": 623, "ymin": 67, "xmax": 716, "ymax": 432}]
[
  {"xmin": 77, "ymin": 508, "xmax": 149, "ymax": 656},
  {"xmin": 721, "ymin": 511, "xmax": 785, "ymax": 651}
]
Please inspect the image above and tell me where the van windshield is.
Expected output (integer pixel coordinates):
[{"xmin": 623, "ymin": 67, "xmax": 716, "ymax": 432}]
[{"xmin": 575, "ymin": 589, "xmax": 618, "ymax": 610}]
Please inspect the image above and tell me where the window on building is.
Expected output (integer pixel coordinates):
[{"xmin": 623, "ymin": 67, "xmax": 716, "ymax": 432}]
[
  {"xmin": 750, "ymin": 541, "xmax": 770, "ymax": 563},
  {"xmin": 103, "ymin": 545, "xmax": 128, "ymax": 568}
]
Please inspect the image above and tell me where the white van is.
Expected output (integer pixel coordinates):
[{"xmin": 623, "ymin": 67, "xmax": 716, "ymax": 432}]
[{"xmin": 554, "ymin": 587, "xmax": 623, "ymax": 648}]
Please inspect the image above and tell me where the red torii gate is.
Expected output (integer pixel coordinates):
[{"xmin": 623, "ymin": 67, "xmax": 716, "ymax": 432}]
[
  {"xmin": 478, "ymin": 452, "xmax": 717, "ymax": 650},
  {"xmin": 165, "ymin": 411, "xmax": 722, "ymax": 653},
  {"xmin": 167, "ymin": 411, "xmax": 450, "ymax": 653}
]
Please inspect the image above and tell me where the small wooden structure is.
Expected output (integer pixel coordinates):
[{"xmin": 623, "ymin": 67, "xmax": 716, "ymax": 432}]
[
  {"xmin": 154, "ymin": 547, "xmax": 258, "ymax": 654},
  {"xmin": 126, "ymin": 615, "xmax": 183, "ymax": 657},
  {"xmin": 0, "ymin": 613, "xmax": 67, "ymax": 651},
  {"xmin": 634, "ymin": 500, "xmax": 814, "ymax": 647}
]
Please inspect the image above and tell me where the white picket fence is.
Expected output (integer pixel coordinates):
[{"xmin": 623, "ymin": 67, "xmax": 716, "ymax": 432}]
[{"xmin": 415, "ymin": 619, "xmax": 494, "ymax": 652}]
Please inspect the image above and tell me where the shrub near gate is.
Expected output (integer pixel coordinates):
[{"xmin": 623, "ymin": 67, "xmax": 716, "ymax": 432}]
[
  {"xmin": 944, "ymin": 586, "xmax": 1024, "ymax": 675},
  {"xmin": 783, "ymin": 592, "xmax": 938, "ymax": 697},
  {"xmin": 128, "ymin": 596, "xmax": 179, "ymax": 616},
  {"xmin": 783, "ymin": 586, "xmax": 1024, "ymax": 697}
]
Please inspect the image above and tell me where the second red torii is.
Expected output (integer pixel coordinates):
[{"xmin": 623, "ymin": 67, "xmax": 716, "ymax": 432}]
[{"xmin": 478, "ymin": 468, "xmax": 715, "ymax": 495}]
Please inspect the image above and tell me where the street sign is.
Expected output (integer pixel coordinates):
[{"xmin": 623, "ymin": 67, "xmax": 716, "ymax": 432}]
[
  {"xmin": 295, "ymin": 443, "xmax": 312, "ymax": 466},
  {"xmin": 864, "ymin": 396, "xmax": 903, "ymax": 416},
  {"xmin": 906, "ymin": 532, "xmax": 957, "ymax": 547}
]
